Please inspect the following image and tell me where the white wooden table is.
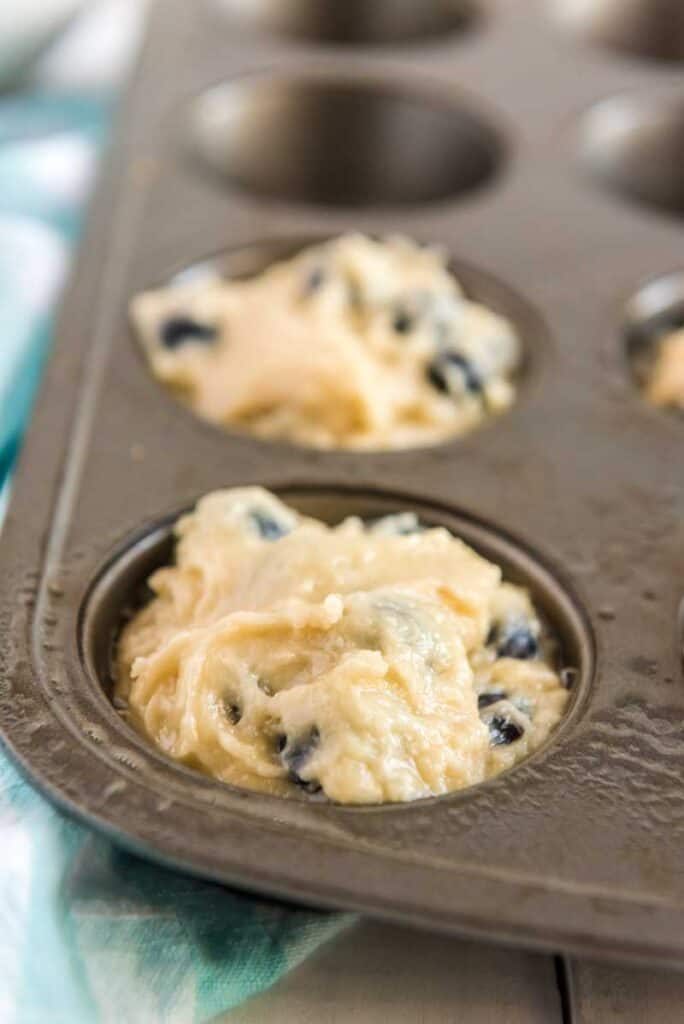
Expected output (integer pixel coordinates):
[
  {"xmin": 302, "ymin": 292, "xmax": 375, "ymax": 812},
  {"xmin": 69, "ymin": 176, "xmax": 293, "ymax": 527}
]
[{"xmin": 222, "ymin": 920, "xmax": 684, "ymax": 1022}]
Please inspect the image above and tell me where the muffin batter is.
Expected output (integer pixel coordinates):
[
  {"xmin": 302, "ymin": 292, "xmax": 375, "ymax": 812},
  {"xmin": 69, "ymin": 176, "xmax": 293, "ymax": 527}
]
[
  {"xmin": 645, "ymin": 327, "xmax": 684, "ymax": 410},
  {"xmin": 117, "ymin": 488, "xmax": 569, "ymax": 804},
  {"xmin": 132, "ymin": 235, "xmax": 520, "ymax": 449}
]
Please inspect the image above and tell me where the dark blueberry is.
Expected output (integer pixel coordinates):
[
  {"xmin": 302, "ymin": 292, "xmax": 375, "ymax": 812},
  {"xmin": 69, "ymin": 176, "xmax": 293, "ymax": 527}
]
[
  {"xmin": 372, "ymin": 513, "xmax": 423, "ymax": 536},
  {"xmin": 224, "ymin": 699, "xmax": 242, "ymax": 725},
  {"xmin": 303, "ymin": 266, "xmax": 326, "ymax": 295},
  {"xmin": 560, "ymin": 666, "xmax": 578, "ymax": 690},
  {"xmin": 426, "ymin": 352, "xmax": 482, "ymax": 396},
  {"xmin": 250, "ymin": 510, "xmax": 290, "ymax": 541},
  {"xmin": 488, "ymin": 714, "xmax": 524, "ymax": 747},
  {"xmin": 295, "ymin": 777, "xmax": 322, "ymax": 795},
  {"xmin": 478, "ymin": 689, "xmax": 507, "ymax": 710},
  {"xmin": 160, "ymin": 316, "xmax": 217, "ymax": 350},
  {"xmin": 279, "ymin": 727, "xmax": 321, "ymax": 793},
  {"xmin": 392, "ymin": 308, "xmax": 415, "ymax": 335},
  {"xmin": 497, "ymin": 626, "xmax": 538, "ymax": 660},
  {"xmin": 393, "ymin": 521, "xmax": 422, "ymax": 536}
]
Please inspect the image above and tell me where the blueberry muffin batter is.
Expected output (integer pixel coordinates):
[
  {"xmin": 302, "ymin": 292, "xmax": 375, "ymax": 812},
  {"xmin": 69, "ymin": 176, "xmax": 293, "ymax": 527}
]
[
  {"xmin": 117, "ymin": 489, "xmax": 569, "ymax": 804},
  {"xmin": 645, "ymin": 327, "xmax": 684, "ymax": 410},
  {"xmin": 132, "ymin": 235, "xmax": 520, "ymax": 449}
]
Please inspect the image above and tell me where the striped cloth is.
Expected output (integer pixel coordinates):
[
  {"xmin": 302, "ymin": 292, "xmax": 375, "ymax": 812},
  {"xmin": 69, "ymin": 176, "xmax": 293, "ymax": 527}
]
[{"xmin": 0, "ymin": 4, "xmax": 349, "ymax": 1021}]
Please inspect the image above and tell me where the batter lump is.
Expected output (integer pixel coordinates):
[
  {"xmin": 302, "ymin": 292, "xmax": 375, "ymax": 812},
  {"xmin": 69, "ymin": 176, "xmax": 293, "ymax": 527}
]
[
  {"xmin": 132, "ymin": 234, "xmax": 520, "ymax": 449},
  {"xmin": 644, "ymin": 327, "xmax": 684, "ymax": 410},
  {"xmin": 117, "ymin": 488, "xmax": 569, "ymax": 804}
]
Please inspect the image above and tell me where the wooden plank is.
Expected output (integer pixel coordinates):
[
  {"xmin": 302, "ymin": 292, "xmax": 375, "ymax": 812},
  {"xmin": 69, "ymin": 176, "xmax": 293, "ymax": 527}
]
[
  {"xmin": 222, "ymin": 922, "xmax": 563, "ymax": 1023},
  {"xmin": 570, "ymin": 959, "xmax": 684, "ymax": 1023}
]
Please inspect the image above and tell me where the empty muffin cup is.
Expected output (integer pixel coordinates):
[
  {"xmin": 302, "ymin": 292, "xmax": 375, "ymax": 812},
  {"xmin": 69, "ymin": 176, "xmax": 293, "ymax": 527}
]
[
  {"xmin": 211, "ymin": 0, "xmax": 479, "ymax": 46},
  {"xmin": 577, "ymin": 94, "xmax": 684, "ymax": 218},
  {"xmin": 188, "ymin": 73, "xmax": 504, "ymax": 207},
  {"xmin": 551, "ymin": 0, "xmax": 684, "ymax": 64}
]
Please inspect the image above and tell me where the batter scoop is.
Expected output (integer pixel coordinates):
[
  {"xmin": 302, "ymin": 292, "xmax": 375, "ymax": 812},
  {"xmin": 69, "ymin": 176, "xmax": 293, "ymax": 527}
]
[
  {"xmin": 132, "ymin": 234, "xmax": 521, "ymax": 450},
  {"xmin": 117, "ymin": 488, "xmax": 570, "ymax": 804}
]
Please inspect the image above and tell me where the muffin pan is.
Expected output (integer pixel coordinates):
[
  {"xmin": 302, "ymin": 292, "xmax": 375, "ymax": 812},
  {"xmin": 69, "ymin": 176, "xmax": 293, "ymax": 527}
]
[{"xmin": 1, "ymin": 0, "xmax": 684, "ymax": 968}]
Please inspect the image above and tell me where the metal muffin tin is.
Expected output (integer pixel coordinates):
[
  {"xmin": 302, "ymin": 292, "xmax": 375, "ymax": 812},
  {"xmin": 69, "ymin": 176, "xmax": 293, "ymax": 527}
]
[{"xmin": 1, "ymin": 0, "xmax": 684, "ymax": 967}]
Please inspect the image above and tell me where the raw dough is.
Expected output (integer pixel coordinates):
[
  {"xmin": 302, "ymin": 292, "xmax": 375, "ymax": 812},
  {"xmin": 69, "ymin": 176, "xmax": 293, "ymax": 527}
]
[
  {"xmin": 132, "ymin": 235, "xmax": 520, "ymax": 450},
  {"xmin": 117, "ymin": 488, "xmax": 569, "ymax": 804},
  {"xmin": 645, "ymin": 327, "xmax": 684, "ymax": 409}
]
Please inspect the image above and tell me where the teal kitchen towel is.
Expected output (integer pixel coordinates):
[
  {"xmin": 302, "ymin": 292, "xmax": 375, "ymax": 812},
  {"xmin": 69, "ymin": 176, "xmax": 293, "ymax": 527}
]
[{"xmin": 0, "ymin": 4, "xmax": 350, "ymax": 1021}]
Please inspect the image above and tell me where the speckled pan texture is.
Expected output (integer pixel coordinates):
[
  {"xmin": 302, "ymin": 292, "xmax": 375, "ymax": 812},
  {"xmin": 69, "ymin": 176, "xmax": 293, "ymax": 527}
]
[{"xmin": 1, "ymin": 0, "xmax": 683, "ymax": 969}]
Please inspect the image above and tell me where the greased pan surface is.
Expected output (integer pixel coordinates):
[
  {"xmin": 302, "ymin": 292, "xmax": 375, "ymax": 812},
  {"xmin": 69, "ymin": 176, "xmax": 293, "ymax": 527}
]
[{"xmin": 1, "ymin": 0, "xmax": 684, "ymax": 967}]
